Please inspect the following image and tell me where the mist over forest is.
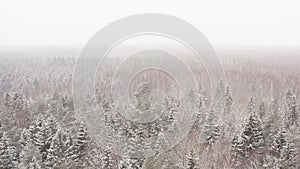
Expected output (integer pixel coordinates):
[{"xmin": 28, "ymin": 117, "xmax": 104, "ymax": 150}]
[{"xmin": 0, "ymin": 46, "xmax": 299, "ymax": 169}]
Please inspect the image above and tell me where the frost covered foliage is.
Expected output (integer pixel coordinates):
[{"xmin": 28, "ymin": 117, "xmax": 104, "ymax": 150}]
[
  {"xmin": 0, "ymin": 54, "xmax": 300, "ymax": 169},
  {"xmin": 186, "ymin": 150, "xmax": 198, "ymax": 169}
]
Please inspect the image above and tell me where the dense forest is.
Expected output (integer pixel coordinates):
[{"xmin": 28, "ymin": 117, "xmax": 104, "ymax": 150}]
[{"xmin": 0, "ymin": 52, "xmax": 299, "ymax": 169}]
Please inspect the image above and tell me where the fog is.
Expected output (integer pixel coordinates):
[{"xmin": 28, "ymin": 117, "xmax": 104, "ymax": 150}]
[{"xmin": 1, "ymin": 0, "xmax": 300, "ymax": 48}]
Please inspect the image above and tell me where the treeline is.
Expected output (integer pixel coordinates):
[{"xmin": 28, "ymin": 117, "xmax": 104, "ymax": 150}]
[{"xmin": 0, "ymin": 56, "xmax": 299, "ymax": 169}]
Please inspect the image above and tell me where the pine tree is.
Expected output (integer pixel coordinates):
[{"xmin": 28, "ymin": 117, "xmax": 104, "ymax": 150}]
[
  {"xmin": 259, "ymin": 100, "xmax": 267, "ymax": 120},
  {"xmin": 32, "ymin": 116, "xmax": 57, "ymax": 161},
  {"xmin": 285, "ymin": 89, "xmax": 298, "ymax": 128},
  {"xmin": 262, "ymin": 154, "xmax": 278, "ymax": 169},
  {"xmin": 59, "ymin": 130, "xmax": 74, "ymax": 167},
  {"xmin": 3, "ymin": 92, "xmax": 12, "ymax": 108},
  {"xmin": 196, "ymin": 82, "xmax": 204, "ymax": 110},
  {"xmin": 247, "ymin": 96, "xmax": 256, "ymax": 113},
  {"xmin": 230, "ymin": 135, "xmax": 239, "ymax": 160},
  {"xmin": 133, "ymin": 82, "xmax": 151, "ymax": 112},
  {"xmin": 238, "ymin": 113, "xmax": 264, "ymax": 158},
  {"xmin": 124, "ymin": 131, "xmax": 145, "ymax": 169},
  {"xmin": 186, "ymin": 150, "xmax": 197, "ymax": 169},
  {"xmin": 224, "ymin": 85, "xmax": 233, "ymax": 114},
  {"xmin": 44, "ymin": 134, "xmax": 60, "ymax": 169},
  {"xmin": 128, "ymin": 157, "xmax": 145, "ymax": 169},
  {"xmin": 153, "ymin": 133, "xmax": 168, "ymax": 155},
  {"xmin": 29, "ymin": 155, "xmax": 42, "ymax": 169},
  {"xmin": 18, "ymin": 143, "xmax": 42, "ymax": 169},
  {"xmin": 70, "ymin": 122, "xmax": 89, "ymax": 167},
  {"xmin": 19, "ymin": 128, "xmax": 31, "ymax": 148},
  {"xmin": 262, "ymin": 99, "xmax": 281, "ymax": 148},
  {"xmin": 279, "ymin": 140, "xmax": 297, "ymax": 169},
  {"xmin": 0, "ymin": 132, "xmax": 17, "ymax": 169},
  {"xmin": 102, "ymin": 149, "xmax": 115, "ymax": 169},
  {"xmin": 119, "ymin": 156, "xmax": 129, "ymax": 169},
  {"xmin": 222, "ymin": 85, "xmax": 236, "ymax": 138},
  {"xmin": 272, "ymin": 129, "xmax": 287, "ymax": 155},
  {"xmin": 204, "ymin": 109, "xmax": 221, "ymax": 146}
]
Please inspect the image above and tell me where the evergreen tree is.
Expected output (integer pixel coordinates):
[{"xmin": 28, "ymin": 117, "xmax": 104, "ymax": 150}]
[
  {"xmin": 247, "ymin": 96, "xmax": 256, "ymax": 113},
  {"xmin": 262, "ymin": 154, "xmax": 278, "ymax": 169},
  {"xmin": 18, "ymin": 143, "xmax": 42, "ymax": 169},
  {"xmin": 259, "ymin": 100, "xmax": 267, "ymax": 120},
  {"xmin": 153, "ymin": 133, "xmax": 168, "ymax": 155},
  {"xmin": 238, "ymin": 113, "xmax": 264, "ymax": 158},
  {"xmin": 196, "ymin": 82, "xmax": 204, "ymax": 110},
  {"xmin": 272, "ymin": 129, "xmax": 287, "ymax": 155},
  {"xmin": 19, "ymin": 128, "xmax": 31, "ymax": 148},
  {"xmin": 263, "ymin": 99, "xmax": 281, "ymax": 147},
  {"xmin": 230, "ymin": 135, "xmax": 239, "ymax": 160},
  {"xmin": 222, "ymin": 85, "xmax": 235, "ymax": 138},
  {"xmin": 3, "ymin": 92, "xmax": 12, "ymax": 108},
  {"xmin": 0, "ymin": 132, "xmax": 17, "ymax": 169},
  {"xmin": 285, "ymin": 89, "xmax": 298, "ymax": 128},
  {"xmin": 279, "ymin": 140, "xmax": 297, "ymax": 169},
  {"xmin": 28, "ymin": 155, "xmax": 42, "ymax": 169},
  {"xmin": 70, "ymin": 122, "xmax": 89, "ymax": 167},
  {"xmin": 118, "ymin": 156, "xmax": 129, "ymax": 169},
  {"xmin": 186, "ymin": 149, "xmax": 197, "ymax": 169},
  {"xmin": 102, "ymin": 149, "xmax": 115, "ymax": 169},
  {"xmin": 133, "ymin": 82, "xmax": 151, "ymax": 112},
  {"xmin": 123, "ymin": 128, "xmax": 146, "ymax": 169},
  {"xmin": 44, "ymin": 134, "xmax": 60, "ymax": 169},
  {"xmin": 32, "ymin": 116, "xmax": 57, "ymax": 161},
  {"xmin": 204, "ymin": 109, "xmax": 221, "ymax": 146},
  {"xmin": 224, "ymin": 85, "xmax": 233, "ymax": 114}
]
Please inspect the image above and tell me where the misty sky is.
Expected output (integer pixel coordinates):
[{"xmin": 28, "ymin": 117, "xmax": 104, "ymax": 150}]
[{"xmin": 1, "ymin": 0, "xmax": 300, "ymax": 48}]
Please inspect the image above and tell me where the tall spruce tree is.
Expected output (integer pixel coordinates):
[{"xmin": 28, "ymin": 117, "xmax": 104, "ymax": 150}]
[
  {"xmin": 70, "ymin": 122, "xmax": 89, "ymax": 168},
  {"xmin": 238, "ymin": 113, "xmax": 264, "ymax": 158}
]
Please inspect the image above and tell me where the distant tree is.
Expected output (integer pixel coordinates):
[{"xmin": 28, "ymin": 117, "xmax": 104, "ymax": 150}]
[
  {"xmin": 230, "ymin": 135, "xmax": 239, "ymax": 160},
  {"xmin": 224, "ymin": 85, "xmax": 233, "ymax": 114},
  {"xmin": 222, "ymin": 85, "xmax": 235, "ymax": 137},
  {"xmin": 133, "ymin": 82, "xmax": 151, "ymax": 112},
  {"xmin": 196, "ymin": 82, "xmax": 204, "ymax": 110},
  {"xmin": 263, "ymin": 101, "xmax": 281, "ymax": 146},
  {"xmin": 285, "ymin": 89, "xmax": 298, "ymax": 128},
  {"xmin": 259, "ymin": 100, "xmax": 267, "ymax": 120},
  {"xmin": 204, "ymin": 109, "xmax": 221, "ymax": 146},
  {"xmin": 186, "ymin": 149, "xmax": 198, "ymax": 169},
  {"xmin": 247, "ymin": 96, "xmax": 256, "ymax": 113},
  {"xmin": 3, "ymin": 92, "xmax": 12, "ymax": 108}
]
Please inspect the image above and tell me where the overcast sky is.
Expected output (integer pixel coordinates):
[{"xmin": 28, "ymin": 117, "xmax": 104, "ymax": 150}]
[{"xmin": 1, "ymin": 0, "xmax": 300, "ymax": 49}]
